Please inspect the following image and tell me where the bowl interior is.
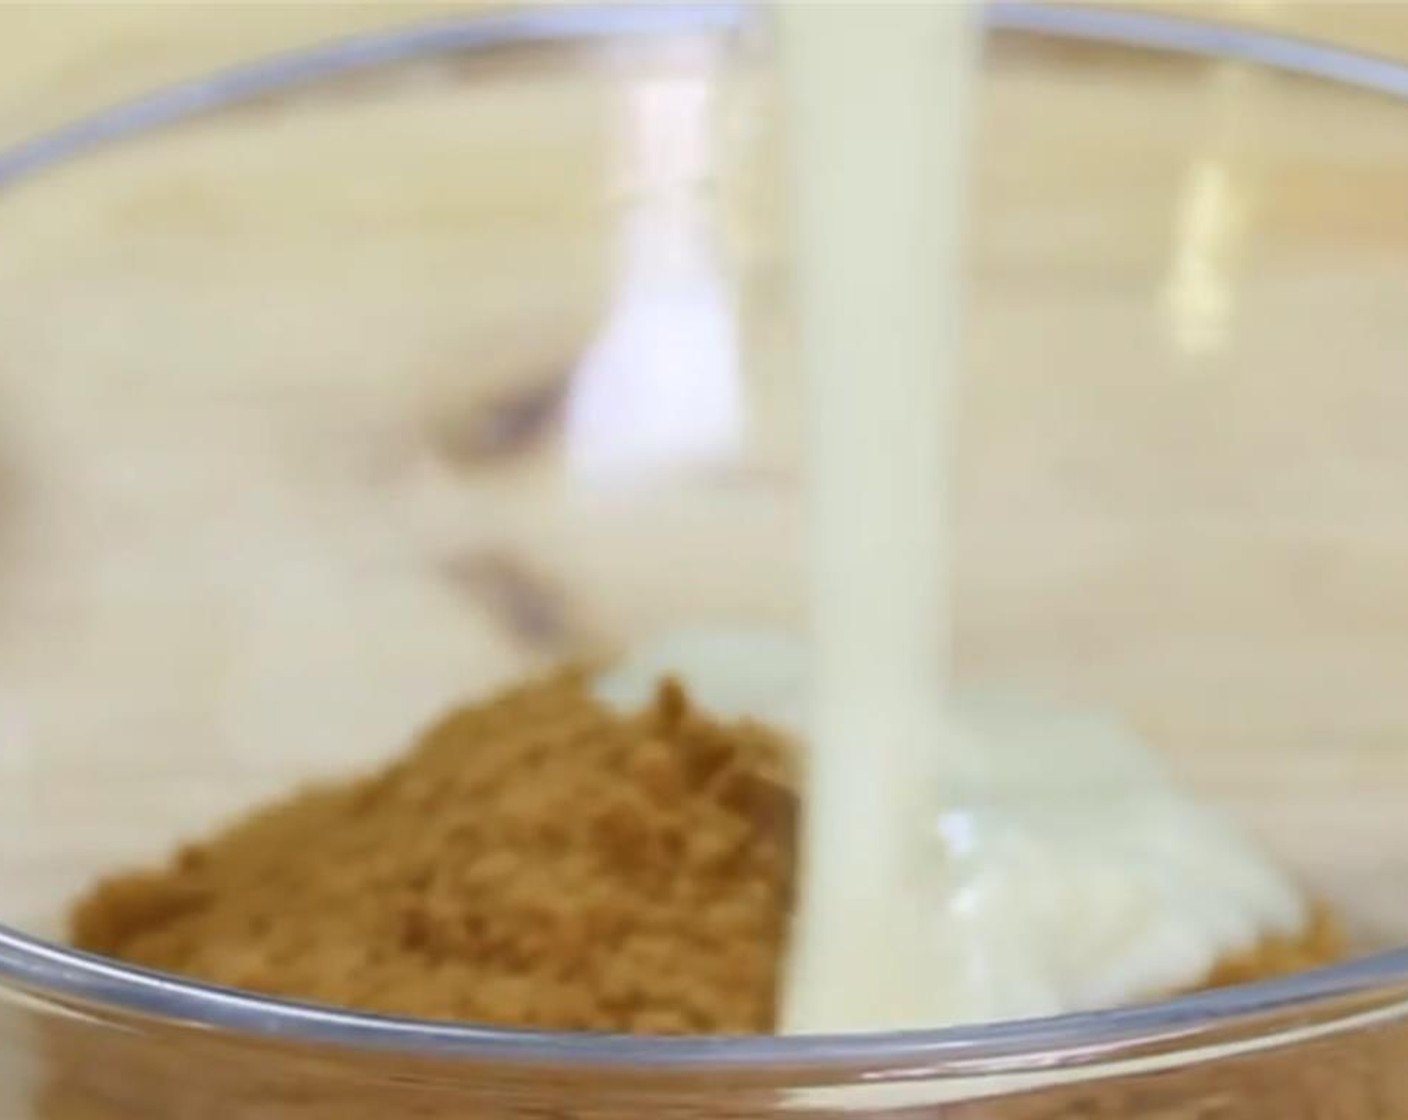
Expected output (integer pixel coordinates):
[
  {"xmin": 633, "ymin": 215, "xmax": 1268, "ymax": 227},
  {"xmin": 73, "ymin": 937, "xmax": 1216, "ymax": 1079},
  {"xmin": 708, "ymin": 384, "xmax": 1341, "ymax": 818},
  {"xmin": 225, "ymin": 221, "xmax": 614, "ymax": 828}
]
[{"xmin": 1, "ymin": 7, "xmax": 1408, "ymax": 1008}]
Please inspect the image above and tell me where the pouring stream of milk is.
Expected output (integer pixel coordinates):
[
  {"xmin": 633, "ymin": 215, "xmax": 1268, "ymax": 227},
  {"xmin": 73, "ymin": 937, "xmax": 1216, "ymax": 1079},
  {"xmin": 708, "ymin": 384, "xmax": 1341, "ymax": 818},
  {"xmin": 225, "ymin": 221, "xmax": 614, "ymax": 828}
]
[{"xmin": 775, "ymin": 0, "xmax": 979, "ymax": 1032}]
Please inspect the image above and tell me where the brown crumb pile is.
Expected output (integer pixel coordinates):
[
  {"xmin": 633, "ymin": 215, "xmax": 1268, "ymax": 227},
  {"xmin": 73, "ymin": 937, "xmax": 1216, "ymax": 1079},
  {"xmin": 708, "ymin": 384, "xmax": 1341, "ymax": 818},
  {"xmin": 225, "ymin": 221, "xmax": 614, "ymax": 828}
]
[
  {"xmin": 70, "ymin": 673, "xmax": 796, "ymax": 1034},
  {"xmin": 1203, "ymin": 905, "xmax": 1345, "ymax": 989},
  {"xmin": 69, "ymin": 670, "xmax": 1346, "ymax": 1039}
]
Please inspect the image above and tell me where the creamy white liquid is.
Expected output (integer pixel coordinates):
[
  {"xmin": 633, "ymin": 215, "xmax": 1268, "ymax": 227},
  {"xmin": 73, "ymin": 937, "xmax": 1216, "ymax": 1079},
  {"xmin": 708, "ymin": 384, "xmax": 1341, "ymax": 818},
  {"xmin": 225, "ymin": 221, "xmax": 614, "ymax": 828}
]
[
  {"xmin": 597, "ymin": 631, "xmax": 1307, "ymax": 1027},
  {"xmin": 616, "ymin": 0, "xmax": 1310, "ymax": 1032},
  {"xmin": 775, "ymin": 0, "xmax": 981, "ymax": 1032}
]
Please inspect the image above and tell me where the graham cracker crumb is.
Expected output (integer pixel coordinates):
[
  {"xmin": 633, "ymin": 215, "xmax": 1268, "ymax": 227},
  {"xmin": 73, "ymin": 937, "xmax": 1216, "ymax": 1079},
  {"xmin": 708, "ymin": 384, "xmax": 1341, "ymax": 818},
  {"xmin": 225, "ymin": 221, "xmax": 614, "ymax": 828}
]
[{"xmin": 70, "ymin": 674, "xmax": 796, "ymax": 1034}]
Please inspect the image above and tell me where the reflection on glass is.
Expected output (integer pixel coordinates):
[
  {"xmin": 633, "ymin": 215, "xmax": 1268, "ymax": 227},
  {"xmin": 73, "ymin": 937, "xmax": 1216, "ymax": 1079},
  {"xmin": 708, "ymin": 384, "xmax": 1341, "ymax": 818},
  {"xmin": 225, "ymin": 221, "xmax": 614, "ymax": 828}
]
[
  {"xmin": 566, "ymin": 45, "xmax": 742, "ymax": 485},
  {"xmin": 1163, "ymin": 62, "xmax": 1262, "ymax": 359},
  {"xmin": 1165, "ymin": 151, "xmax": 1244, "ymax": 358}
]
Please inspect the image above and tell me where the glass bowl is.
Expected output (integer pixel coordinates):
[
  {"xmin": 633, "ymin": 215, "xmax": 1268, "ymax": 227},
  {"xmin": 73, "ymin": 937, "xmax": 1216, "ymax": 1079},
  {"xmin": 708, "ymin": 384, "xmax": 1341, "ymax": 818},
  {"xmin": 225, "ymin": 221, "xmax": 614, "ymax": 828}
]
[{"xmin": 4, "ymin": 3, "xmax": 1408, "ymax": 1117}]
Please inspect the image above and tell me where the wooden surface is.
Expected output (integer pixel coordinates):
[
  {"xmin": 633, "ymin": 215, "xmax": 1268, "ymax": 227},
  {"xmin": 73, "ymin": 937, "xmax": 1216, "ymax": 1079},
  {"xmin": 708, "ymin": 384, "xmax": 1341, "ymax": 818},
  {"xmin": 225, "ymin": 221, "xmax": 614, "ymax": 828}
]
[{"xmin": 3, "ymin": 3, "xmax": 1408, "ymax": 949}]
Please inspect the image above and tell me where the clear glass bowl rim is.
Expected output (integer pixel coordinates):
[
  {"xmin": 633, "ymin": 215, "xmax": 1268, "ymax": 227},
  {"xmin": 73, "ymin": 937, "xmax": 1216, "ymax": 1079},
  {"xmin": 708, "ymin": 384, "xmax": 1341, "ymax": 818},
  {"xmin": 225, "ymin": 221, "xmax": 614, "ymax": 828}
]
[{"xmin": 3, "ymin": 0, "xmax": 1408, "ymax": 1077}]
